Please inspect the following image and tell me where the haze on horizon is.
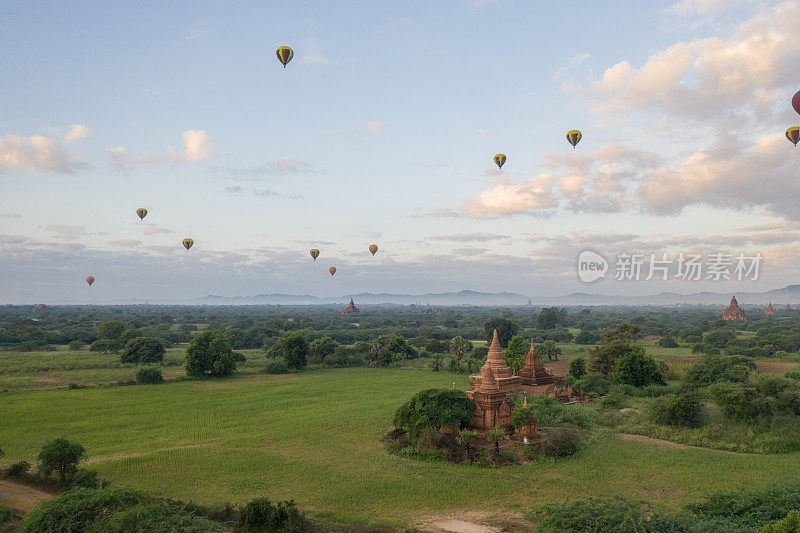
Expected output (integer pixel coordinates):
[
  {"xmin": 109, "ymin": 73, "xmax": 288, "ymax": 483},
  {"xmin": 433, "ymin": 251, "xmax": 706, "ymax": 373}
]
[{"xmin": 1, "ymin": 0, "xmax": 799, "ymax": 304}]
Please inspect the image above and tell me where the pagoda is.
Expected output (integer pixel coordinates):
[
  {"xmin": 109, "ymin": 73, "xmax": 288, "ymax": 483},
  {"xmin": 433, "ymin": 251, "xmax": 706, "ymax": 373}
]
[
  {"xmin": 468, "ymin": 330, "xmax": 522, "ymax": 393},
  {"xmin": 518, "ymin": 340, "xmax": 555, "ymax": 386},
  {"xmin": 341, "ymin": 298, "xmax": 359, "ymax": 315},
  {"xmin": 722, "ymin": 295, "xmax": 746, "ymax": 321},
  {"xmin": 467, "ymin": 363, "xmax": 512, "ymax": 429},
  {"xmin": 766, "ymin": 303, "xmax": 776, "ymax": 315}
]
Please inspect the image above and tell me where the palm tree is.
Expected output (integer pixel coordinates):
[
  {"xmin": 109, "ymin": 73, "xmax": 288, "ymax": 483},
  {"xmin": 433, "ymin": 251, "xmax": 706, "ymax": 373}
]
[
  {"xmin": 488, "ymin": 427, "xmax": 504, "ymax": 456},
  {"xmin": 450, "ymin": 336, "xmax": 472, "ymax": 365},
  {"xmin": 460, "ymin": 430, "xmax": 477, "ymax": 461}
]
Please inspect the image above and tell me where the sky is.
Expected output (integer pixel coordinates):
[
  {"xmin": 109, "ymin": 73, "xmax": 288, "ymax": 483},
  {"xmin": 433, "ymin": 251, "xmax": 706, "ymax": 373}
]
[{"xmin": 1, "ymin": 0, "xmax": 799, "ymax": 303}]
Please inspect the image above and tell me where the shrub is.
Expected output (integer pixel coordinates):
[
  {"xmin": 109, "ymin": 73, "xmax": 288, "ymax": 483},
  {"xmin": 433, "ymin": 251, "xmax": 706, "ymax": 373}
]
[
  {"xmin": 4, "ymin": 461, "xmax": 30, "ymax": 477},
  {"xmin": 241, "ymin": 497, "xmax": 310, "ymax": 532},
  {"xmin": 526, "ymin": 396, "xmax": 595, "ymax": 429},
  {"xmin": 232, "ymin": 351, "xmax": 246, "ymax": 363},
  {"xmin": 647, "ymin": 392, "xmax": 704, "ymax": 427},
  {"xmin": 571, "ymin": 372, "xmax": 612, "ymax": 398},
  {"xmin": 264, "ymin": 360, "xmax": 290, "ymax": 374},
  {"xmin": 760, "ymin": 510, "xmax": 800, "ymax": 532},
  {"xmin": 136, "ymin": 367, "xmax": 164, "ymax": 384},
  {"xmin": 537, "ymin": 425, "xmax": 581, "ymax": 457},
  {"xmin": 67, "ymin": 340, "xmax": 84, "ymax": 351},
  {"xmin": 282, "ymin": 332, "xmax": 309, "ymax": 369},
  {"xmin": 568, "ymin": 357, "xmax": 586, "ymax": 380},
  {"xmin": 393, "ymin": 389, "xmax": 475, "ymax": 438},
  {"xmin": 685, "ymin": 354, "xmax": 755, "ymax": 388},
  {"xmin": 785, "ymin": 366, "xmax": 800, "ymax": 381},
  {"xmin": 19, "ymin": 486, "xmax": 219, "ymax": 532},
  {"xmin": 532, "ymin": 496, "xmax": 686, "ymax": 532},
  {"xmin": 38, "ymin": 437, "xmax": 85, "ymax": 485},
  {"xmin": 658, "ymin": 336, "xmax": 679, "ymax": 348},
  {"xmin": 610, "ymin": 348, "xmax": 665, "ymax": 387},
  {"xmin": 511, "ymin": 406, "xmax": 532, "ymax": 429},
  {"xmin": 185, "ymin": 330, "xmax": 236, "ymax": 377},
  {"xmin": 121, "ymin": 337, "xmax": 167, "ymax": 364}
]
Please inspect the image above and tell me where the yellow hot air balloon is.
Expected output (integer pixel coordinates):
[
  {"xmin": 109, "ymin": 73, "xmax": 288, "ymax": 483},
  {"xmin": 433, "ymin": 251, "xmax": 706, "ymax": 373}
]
[
  {"xmin": 136, "ymin": 208, "xmax": 148, "ymax": 220},
  {"xmin": 787, "ymin": 127, "xmax": 800, "ymax": 147},
  {"xmin": 493, "ymin": 154, "xmax": 506, "ymax": 169},
  {"xmin": 276, "ymin": 46, "xmax": 294, "ymax": 67},
  {"xmin": 369, "ymin": 244, "xmax": 378, "ymax": 256},
  {"xmin": 310, "ymin": 249, "xmax": 320, "ymax": 260},
  {"xmin": 566, "ymin": 130, "xmax": 582, "ymax": 148},
  {"xmin": 329, "ymin": 266, "xmax": 337, "ymax": 276},
  {"xmin": 86, "ymin": 276, "xmax": 95, "ymax": 286},
  {"xmin": 182, "ymin": 238, "xmax": 194, "ymax": 251}
]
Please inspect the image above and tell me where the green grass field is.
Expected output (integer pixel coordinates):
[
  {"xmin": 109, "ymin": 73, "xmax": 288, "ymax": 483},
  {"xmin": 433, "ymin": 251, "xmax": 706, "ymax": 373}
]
[{"xmin": 3, "ymin": 368, "xmax": 800, "ymax": 529}]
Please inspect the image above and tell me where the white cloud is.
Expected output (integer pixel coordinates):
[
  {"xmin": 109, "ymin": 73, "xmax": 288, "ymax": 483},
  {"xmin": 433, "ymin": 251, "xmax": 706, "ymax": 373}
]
[
  {"xmin": 44, "ymin": 225, "xmax": 87, "ymax": 241},
  {"xmin": 110, "ymin": 129, "xmax": 213, "ymax": 171},
  {"xmin": 318, "ymin": 121, "xmax": 387, "ymax": 138},
  {"xmin": 0, "ymin": 213, "xmax": 21, "ymax": 218},
  {"xmin": 64, "ymin": 124, "xmax": 91, "ymax": 144},
  {"xmin": 463, "ymin": 175, "xmax": 559, "ymax": 217},
  {"xmin": 0, "ymin": 133, "xmax": 87, "ymax": 173},
  {"xmin": 668, "ymin": 0, "xmax": 755, "ymax": 16}
]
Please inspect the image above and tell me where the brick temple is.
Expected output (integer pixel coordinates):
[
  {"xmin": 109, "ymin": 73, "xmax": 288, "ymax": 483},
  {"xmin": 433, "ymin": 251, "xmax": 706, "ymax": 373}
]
[
  {"xmin": 467, "ymin": 330, "xmax": 568, "ymax": 430},
  {"xmin": 341, "ymin": 298, "xmax": 359, "ymax": 315},
  {"xmin": 723, "ymin": 295, "xmax": 746, "ymax": 321},
  {"xmin": 766, "ymin": 303, "xmax": 776, "ymax": 315}
]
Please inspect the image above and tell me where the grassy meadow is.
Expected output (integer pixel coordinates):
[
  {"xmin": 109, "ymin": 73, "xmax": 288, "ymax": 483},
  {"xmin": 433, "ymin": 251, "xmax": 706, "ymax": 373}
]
[{"xmin": 3, "ymin": 368, "xmax": 800, "ymax": 529}]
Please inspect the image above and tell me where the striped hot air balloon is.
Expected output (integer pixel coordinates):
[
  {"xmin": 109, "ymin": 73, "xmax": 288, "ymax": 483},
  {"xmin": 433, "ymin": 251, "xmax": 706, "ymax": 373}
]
[
  {"xmin": 86, "ymin": 276, "xmax": 95, "ymax": 286},
  {"xmin": 493, "ymin": 154, "xmax": 506, "ymax": 169},
  {"xmin": 786, "ymin": 127, "xmax": 800, "ymax": 147},
  {"xmin": 310, "ymin": 249, "xmax": 320, "ymax": 260},
  {"xmin": 566, "ymin": 130, "xmax": 582, "ymax": 148},
  {"xmin": 182, "ymin": 238, "xmax": 194, "ymax": 251},
  {"xmin": 369, "ymin": 244, "xmax": 378, "ymax": 256},
  {"xmin": 276, "ymin": 46, "xmax": 294, "ymax": 68},
  {"xmin": 136, "ymin": 208, "xmax": 148, "ymax": 220}
]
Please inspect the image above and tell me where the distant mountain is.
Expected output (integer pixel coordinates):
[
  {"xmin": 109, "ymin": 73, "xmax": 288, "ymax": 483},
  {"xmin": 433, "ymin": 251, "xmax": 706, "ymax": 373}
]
[{"xmin": 194, "ymin": 285, "xmax": 800, "ymax": 307}]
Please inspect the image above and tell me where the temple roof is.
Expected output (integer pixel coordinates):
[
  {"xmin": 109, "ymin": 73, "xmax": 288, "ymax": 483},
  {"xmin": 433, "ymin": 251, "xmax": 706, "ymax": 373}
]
[
  {"xmin": 479, "ymin": 361, "xmax": 499, "ymax": 392},
  {"xmin": 482, "ymin": 329, "xmax": 512, "ymax": 378}
]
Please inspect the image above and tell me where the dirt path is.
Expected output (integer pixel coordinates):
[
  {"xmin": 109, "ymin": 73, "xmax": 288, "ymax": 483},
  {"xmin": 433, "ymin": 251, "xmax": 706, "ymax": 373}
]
[
  {"xmin": 84, "ymin": 443, "xmax": 206, "ymax": 465},
  {"xmin": 0, "ymin": 479, "xmax": 52, "ymax": 513},
  {"xmin": 618, "ymin": 433, "xmax": 745, "ymax": 454}
]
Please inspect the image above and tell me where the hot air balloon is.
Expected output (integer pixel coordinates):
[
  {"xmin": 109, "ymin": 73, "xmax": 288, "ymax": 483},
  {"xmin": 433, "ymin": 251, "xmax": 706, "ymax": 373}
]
[
  {"xmin": 86, "ymin": 276, "xmax": 95, "ymax": 286},
  {"xmin": 136, "ymin": 208, "xmax": 148, "ymax": 220},
  {"xmin": 182, "ymin": 238, "xmax": 194, "ymax": 251},
  {"xmin": 493, "ymin": 154, "xmax": 506, "ymax": 169},
  {"xmin": 793, "ymin": 90, "xmax": 800, "ymax": 116},
  {"xmin": 787, "ymin": 127, "xmax": 800, "ymax": 147},
  {"xmin": 310, "ymin": 249, "xmax": 320, "ymax": 260},
  {"xmin": 276, "ymin": 46, "xmax": 294, "ymax": 68},
  {"xmin": 369, "ymin": 244, "xmax": 378, "ymax": 256},
  {"xmin": 329, "ymin": 266, "xmax": 337, "ymax": 276},
  {"xmin": 566, "ymin": 130, "xmax": 582, "ymax": 148}
]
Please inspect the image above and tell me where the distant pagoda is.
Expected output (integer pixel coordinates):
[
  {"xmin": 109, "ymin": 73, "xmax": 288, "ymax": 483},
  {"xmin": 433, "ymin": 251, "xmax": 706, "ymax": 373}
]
[
  {"xmin": 341, "ymin": 298, "xmax": 359, "ymax": 315},
  {"xmin": 722, "ymin": 295, "xmax": 746, "ymax": 321},
  {"xmin": 766, "ymin": 302, "xmax": 776, "ymax": 315}
]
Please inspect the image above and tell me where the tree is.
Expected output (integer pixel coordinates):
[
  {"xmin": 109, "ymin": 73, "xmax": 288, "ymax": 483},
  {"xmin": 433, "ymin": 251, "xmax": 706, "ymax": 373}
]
[
  {"xmin": 483, "ymin": 318, "xmax": 519, "ymax": 348},
  {"xmin": 488, "ymin": 427, "xmax": 504, "ymax": 456},
  {"xmin": 569, "ymin": 357, "xmax": 586, "ymax": 380},
  {"xmin": 657, "ymin": 336, "xmax": 679, "ymax": 348},
  {"xmin": 536, "ymin": 307, "xmax": 568, "ymax": 329},
  {"xmin": 459, "ymin": 430, "xmax": 477, "ymax": 461},
  {"xmin": 97, "ymin": 320, "xmax": 125, "ymax": 341},
  {"xmin": 38, "ymin": 437, "xmax": 84, "ymax": 485},
  {"xmin": 537, "ymin": 340, "xmax": 562, "ymax": 362},
  {"xmin": 308, "ymin": 336, "xmax": 338, "ymax": 364},
  {"xmin": 511, "ymin": 407, "xmax": 532, "ymax": 429},
  {"xmin": 393, "ymin": 389, "xmax": 475, "ymax": 438},
  {"xmin": 610, "ymin": 347, "xmax": 665, "ymax": 387},
  {"xmin": 589, "ymin": 338, "xmax": 641, "ymax": 377},
  {"xmin": 450, "ymin": 336, "xmax": 472, "ymax": 365},
  {"xmin": 120, "ymin": 337, "xmax": 165, "ymax": 364},
  {"xmin": 504, "ymin": 336, "xmax": 528, "ymax": 374},
  {"xmin": 185, "ymin": 330, "xmax": 236, "ymax": 377},
  {"xmin": 370, "ymin": 334, "xmax": 415, "ymax": 367},
  {"xmin": 282, "ymin": 332, "xmax": 309, "ymax": 369},
  {"xmin": 575, "ymin": 329, "xmax": 600, "ymax": 345},
  {"xmin": 601, "ymin": 323, "xmax": 641, "ymax": 343}
]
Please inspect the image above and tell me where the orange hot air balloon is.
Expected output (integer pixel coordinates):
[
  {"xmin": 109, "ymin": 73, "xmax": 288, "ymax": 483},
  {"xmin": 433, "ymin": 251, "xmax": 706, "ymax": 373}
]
[
  {"xmin": 369, "ymin": 244, "xmax": 378, "ymax": 256},
  {"xmin": 136, "ymin": 208, "xmax": 148, "ymax": 220},
  {"xmin": 86, "ymin": 276, "xmax": 95, "ymax": 286},
  {"xmin": 310, "ymin": 249, "xmax": 320, "ymax": 260},
  {"xmin": 329, "ymin": 266, "xmax": 337, "ymax": 276},
  {"xmin": 182, "ymin": 238, "xmax": 194, "ymax": 251}
]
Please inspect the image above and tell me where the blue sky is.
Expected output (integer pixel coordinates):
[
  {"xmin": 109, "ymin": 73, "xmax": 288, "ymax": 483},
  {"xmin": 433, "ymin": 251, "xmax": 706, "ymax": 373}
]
[{"xmin": 1, "ymin": 0, "xmax": 799, "ymax": 303}]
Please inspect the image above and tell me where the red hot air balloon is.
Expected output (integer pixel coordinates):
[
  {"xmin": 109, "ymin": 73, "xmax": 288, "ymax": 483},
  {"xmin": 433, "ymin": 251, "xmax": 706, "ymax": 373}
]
[
  {"xmin": 329, "ymin": 266, "xmax": 337, "ymax": 276},
  {"xmin": 86, "ymin": 276, "xmax": 95, "ymax": 286},
  {"xmin": 793, "ymin": 90, "xmax": 800, "ymax": 116}
]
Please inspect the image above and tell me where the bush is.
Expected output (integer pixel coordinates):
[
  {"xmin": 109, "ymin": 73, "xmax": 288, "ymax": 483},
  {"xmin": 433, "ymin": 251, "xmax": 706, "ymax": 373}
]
[
  {"xmin": 526, "ymin": 396, "xmax": 595, "ymax": 429},
  {"xmin": 67, "ymin": 340, "xmax": 84, "ymax": 351},
  {"xmin": 647, "ymin": 393, "xmax": 704, "ymax": 427},
  {"xmin": 241, "ymin": 497, "xmax": 310, "ymax": 532},
  {"xmin": 610, "ymin": 349, "xmax": 665, "ymax": 387},
  {"xmin": 685, "ymin": 354, "xmax": 755, "ymax": 388},
  {"xmin": 19, "ymin": 486, "xmax": 219, "ymax": 532},
  {"xmin": 760, "ymin": 510, "xmax": 800, "ymax": 532},
  {"xmin": 185, "ymin": 330, "xmax": 236, "ymax": 377},
  {"xmin": 511, "ymin": 406, "xmax": 532, "ymax": 429},
  {"xmin": 264, "ymin": 360, "xmax": 290, "ymax": 374},
  {"xmin": 393, "ymin": 389, "xmax": 475, "ymax": 438},
  {"xmin": 658, "ymin": 336, "xmax": 679, "ymax": 348},
  {"xmin": 568, "ymin": 357, "xmax": 586, "ymax": 380},
  {"xmin": 4, "ymin": 461, "xmax": 30, "ymax": 477},
  {"xmin": 136, "ymin": 367, "xmax": 164, "ymax": 384},
  {"xmin": 571, "ymin": 372, "xmax": 612, "ymax": 398},
  {"xmin": 537, "ymin": 425, "xmax": 581, "ymax": 457},
  {"xmin": 38, "ymin": 437, "xmax": 85, "ymax": 485},
  {"xmin": 282, "ymin": 332, "xmax": 309, "ymax": 370},
  {"xmin": 533, "ymin": 496, "xmax": 686, "ymax": 533}
]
